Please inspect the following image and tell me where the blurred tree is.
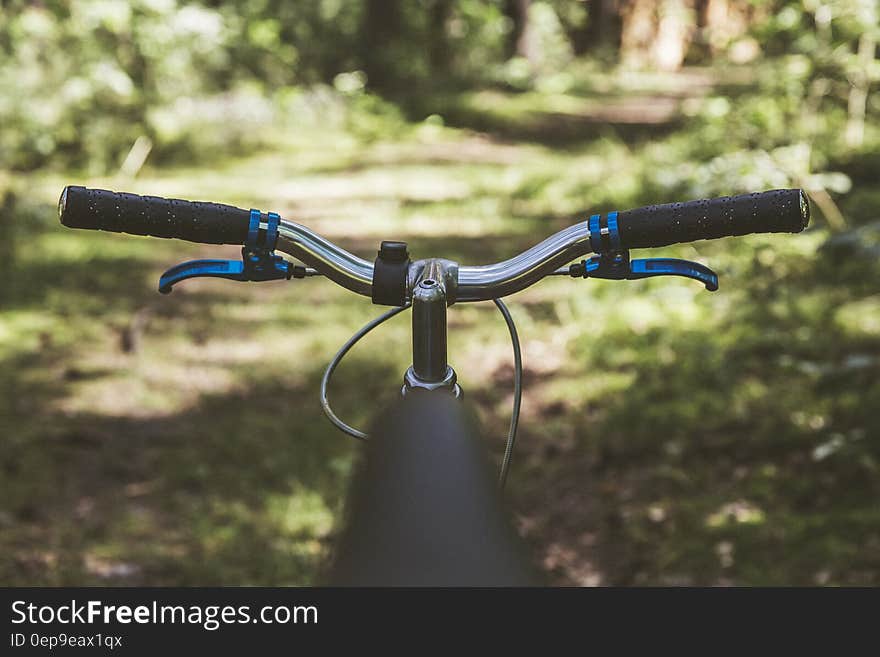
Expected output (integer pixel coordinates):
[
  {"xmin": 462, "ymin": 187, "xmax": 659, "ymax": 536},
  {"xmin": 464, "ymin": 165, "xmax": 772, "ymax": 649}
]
[
  {"xmin": 652, "ymin": 0, "xmax": 697, "ymax": 70},
  {"xmin": 620, "ymin": 0, "xmax": 657, "ymax": 69},
  {"xmin": 0, "ymin": 185, "xmax": 15, "ymax": 305},
  {"xmin": 845, "ymin": 16, "xmax": 878, "ymax": 148},
  {"xmin": 505, "ymin": 0, "xmax": 538, "ymax": 63},
  {"xmin": 361, "ymin": 0, "xmax": 404, "ymax": 90},
  {"xmin": 428, "ymin": 0, "xmax": 455, "ymax": 76},
  {"xmin": 621, "ymin": 0, "xmax": 697, "ymax": 71},
  {"xmin": 698, "ymin": 0, "xmax": 753, "ymax": 57},
  {"xmin": 554, "ymin": 0, "xmax": 590, "ymax": 56},
  {"xmin": 583, "ymin": 0, "xmax": 624, "ymax": 55}
]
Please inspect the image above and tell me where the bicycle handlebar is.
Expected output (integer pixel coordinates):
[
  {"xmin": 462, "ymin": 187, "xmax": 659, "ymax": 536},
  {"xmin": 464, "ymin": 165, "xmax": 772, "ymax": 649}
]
[
  {"xmin": 617, "ymin": 189, "xmax": 809, "ymax": 249},
  {"xmin": 60, "ymin": 186, "xmax": 252, "ymax": 245},
  {"xmin": 59, "ymin": 185, "xmax": 809, "ymax": 301}
]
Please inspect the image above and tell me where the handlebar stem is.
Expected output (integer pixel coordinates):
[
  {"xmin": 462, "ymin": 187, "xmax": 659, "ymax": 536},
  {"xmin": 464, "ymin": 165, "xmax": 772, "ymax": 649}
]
[{"xmin": 403, "ymin": 260, "xmax": 462, "ymax": 398}]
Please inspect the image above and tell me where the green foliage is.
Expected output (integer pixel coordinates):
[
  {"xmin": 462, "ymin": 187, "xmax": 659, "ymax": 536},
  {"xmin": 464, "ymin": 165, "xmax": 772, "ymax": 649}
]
[
  {"xmin": 447, "ymin": 0, "xmax": 511, "ymax": 82},
  {"xmin": 0, "ymin": 0, "xmax": 385, "ymax": 172},
  {"xmin": 1, "ymin": 1, "xmax": 233, "ymax": 171}
]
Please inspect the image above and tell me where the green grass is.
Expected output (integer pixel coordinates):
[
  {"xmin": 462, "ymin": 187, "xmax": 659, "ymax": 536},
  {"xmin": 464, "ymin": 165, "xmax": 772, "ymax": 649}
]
[{"xmin": 1, "ymin": 81, "xmax": 878, "ymax": 586}]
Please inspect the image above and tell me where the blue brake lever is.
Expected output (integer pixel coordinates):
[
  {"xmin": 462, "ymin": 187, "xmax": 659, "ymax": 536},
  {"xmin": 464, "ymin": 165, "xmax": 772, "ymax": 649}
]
[
  {"xmin": 159, "ymin": 259, "xmax": 247, "ymax": 294},
  {"xmin": 629, "ymin": 258, "xmax": 718, "ymax": 291},
  {"xmin": 158, "ymin": 209, "xmax": 298, "ymax": 294},
  {"xmin": 578, "ymin": 251, "xmax": 718, "ymax": 291}
]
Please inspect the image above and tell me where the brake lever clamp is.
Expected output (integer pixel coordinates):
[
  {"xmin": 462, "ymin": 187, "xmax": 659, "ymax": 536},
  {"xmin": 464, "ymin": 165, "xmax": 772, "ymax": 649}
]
[
  {"xmin": 570, "ymin": 249, "xmax": 719, "ymax": 291},
  {"xmin": 158, "ymin": 209, "xmax": 305, "ymax": 294}
]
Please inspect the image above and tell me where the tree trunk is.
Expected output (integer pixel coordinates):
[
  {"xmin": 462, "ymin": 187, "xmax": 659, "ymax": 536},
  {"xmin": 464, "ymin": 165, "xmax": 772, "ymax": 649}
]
[
  {"xmin": 701, "ymin": 0, "xmax": 751, "ymax": 55},
  {"xmin": 584, "ymin": 0, "xmax": 623, "ymax": 54},
  {"xmin": 846, "ymin": 31, "xmax": 877, "ymax": 148},
  {"xmin": 505, "ymin": 0, "xmax": 537, "ymax": 64},
  {"xmin": 361, "ymin": 0, "xmax": 403, "ymax": 90},
  {"xmin": 621, "ymin": 0, "xmax": 696, "ymax": 71},
  {"xmin": 651, "ymin": 0, "xmax": 695, "ymax": 71},
  {"xmin": 0, "ymin": 191, "xmax": 12, "ymax": 304},
  {"xmin": 620, "ymin": 0, "xmax": 655, "ymax": 69},
  {"xmin": 428, "ymin": 0, "xmax": 454, "ymax": 77}
]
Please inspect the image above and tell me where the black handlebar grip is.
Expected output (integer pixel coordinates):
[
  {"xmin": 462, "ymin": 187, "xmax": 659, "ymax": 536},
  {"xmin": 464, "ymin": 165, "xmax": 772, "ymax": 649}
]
[
  {"xmin": 617, "ymin": 189, "xmax": 810, "ymax": 250},
  {"xmin": 58, "ymin": 186, "xmax": 251, "ymax": 245}
]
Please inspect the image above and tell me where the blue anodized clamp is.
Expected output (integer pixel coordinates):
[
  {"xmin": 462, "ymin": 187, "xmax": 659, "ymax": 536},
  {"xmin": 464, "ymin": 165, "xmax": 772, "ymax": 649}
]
[
  {"xmin": 581, "ymin": 211, "xmax": 718, "ymax": 291},
  {"xmin": 158, "ymin": 210, "xmax": 294, "ymax": 294}
]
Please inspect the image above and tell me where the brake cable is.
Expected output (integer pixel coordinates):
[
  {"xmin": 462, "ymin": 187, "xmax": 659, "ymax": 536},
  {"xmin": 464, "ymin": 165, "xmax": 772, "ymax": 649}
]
[
  {"xmin": 319, "ymin": 299, "xmax": 524, "ymax": 488},
  {"xmin": 494, "ymin": 298, "xmax": 522, "ymax": 490},
  {"xmin": 319, "ymin": 303, "xmax": 411, "ymax": 440}
]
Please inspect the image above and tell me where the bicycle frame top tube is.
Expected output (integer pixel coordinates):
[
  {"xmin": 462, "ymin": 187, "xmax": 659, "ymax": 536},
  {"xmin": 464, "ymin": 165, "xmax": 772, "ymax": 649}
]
[{"xmin": 275, "ymin": 218, "xmax": 592, "ymax": 302}]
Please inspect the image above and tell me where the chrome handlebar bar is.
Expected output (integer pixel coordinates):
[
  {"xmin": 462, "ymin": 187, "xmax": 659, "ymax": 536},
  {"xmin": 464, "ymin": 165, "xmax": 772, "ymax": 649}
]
[{"xmin": 276, "ymin": 219, "xmax": 592, "ymax": 302}]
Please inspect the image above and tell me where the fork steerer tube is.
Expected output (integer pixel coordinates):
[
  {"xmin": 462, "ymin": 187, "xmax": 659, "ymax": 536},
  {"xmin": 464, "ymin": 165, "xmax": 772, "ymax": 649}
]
[
  {"xmin": 412, "ymin": 279, "xmax": 448, "ymax": 382},
  {"xmin": 403, "ymin": 272, "xmax": 461, "ymax": 397}
]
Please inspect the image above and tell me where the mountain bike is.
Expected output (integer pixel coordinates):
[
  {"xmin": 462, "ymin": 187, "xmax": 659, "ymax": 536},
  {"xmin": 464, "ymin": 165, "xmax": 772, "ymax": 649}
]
[{"xmin": 58, "ymin": 185, "xmax": 809, "ymax": 584}]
